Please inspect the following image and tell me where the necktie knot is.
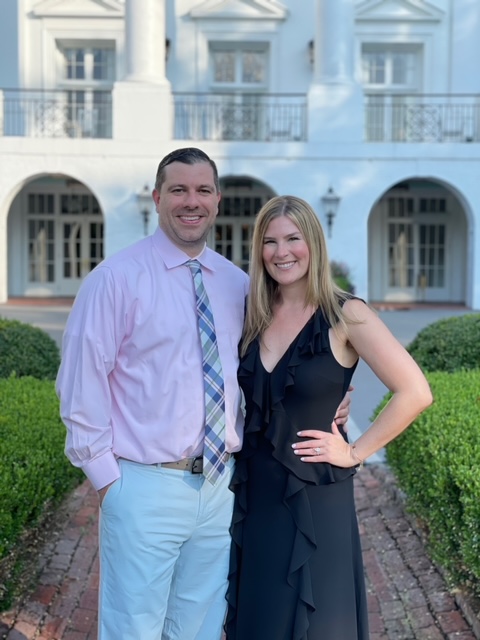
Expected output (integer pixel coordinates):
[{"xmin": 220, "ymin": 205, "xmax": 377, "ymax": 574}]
[{"xmin": 186, "ymin": 259, "xmax": 201, "ymax": 275}]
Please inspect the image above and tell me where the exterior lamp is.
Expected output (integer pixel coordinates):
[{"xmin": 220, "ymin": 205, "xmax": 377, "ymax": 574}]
[
  {"xmin": 321, "ymin": 186, "xmax": 340, "ymax": 238},
  {"xmin": 137, "ymin": 183, "xmax": 152, "ymax": 236},
  {"xmin": 308, "ymin": 39, "xmax": 314, "ymax": 65}
]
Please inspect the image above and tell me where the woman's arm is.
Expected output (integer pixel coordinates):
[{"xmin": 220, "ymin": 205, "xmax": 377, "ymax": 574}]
[{"xmin": 293, "ymin": 299, "xmax": 433, "ymax": 467}]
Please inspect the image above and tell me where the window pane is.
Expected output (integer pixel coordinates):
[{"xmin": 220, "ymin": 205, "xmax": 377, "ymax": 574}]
[
  {"xmin": 242, "ymin": 51, "xmax": 265, "ymax": 84},
  {"xmin": 65, "ymin": 49, "xmax": 85, "ymax": 80},
  {"xmin": 63, "ymin": 223, "xmax": 82, "ymax": 278},
  {"xmin": 213, "ymin": 51, "xmax": 235, "ymax": 83},
  {"xmin": 60, "ymin": 44, "xmax": 115, "ymax": 84},
  {"xmin": 392, "ymin": 52, "xmax": 416, "ymax": 85},
  {"xmin": 363, "ymin": 53, "xmax": 385, "ymax": 84},
  {"xmin": 362, "ymin": 46, "xmax": 420, "ymax": 90},
  {"xmin": 93, "ymin": 48, "xmax": 112, "ymax": 80},
  {"xmin": 392, "ymin": 53, "xmax": 407, "ymax": 84},
  {"xmin": 28, "ymin": 219, "xmax": 55, "ymax": 282}
]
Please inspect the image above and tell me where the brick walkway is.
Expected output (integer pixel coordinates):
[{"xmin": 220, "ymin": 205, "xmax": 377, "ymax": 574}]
[{"xmin": 1, "ymin": 464, "xmax": 479, "ymax": 640}]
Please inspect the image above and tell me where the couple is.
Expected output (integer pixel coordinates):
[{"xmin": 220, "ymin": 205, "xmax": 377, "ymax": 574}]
[{"xmin": 56, "ymin": 147, "xmax": 432, "ymax": 640}]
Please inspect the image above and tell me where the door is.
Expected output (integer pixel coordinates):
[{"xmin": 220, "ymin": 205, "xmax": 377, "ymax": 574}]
[
  {"xmin": 384, "ymin": 194, "xmax": 451, "ymax": 302},
  {"xmin": 26, "ymin": 185, "xmax": 103, "ymax": 296},
  {"xmin": 209, "ymin": 180, "xmax": 275, "ymax": 271},
  {"xmin": 59, "ymin": 217, "xmax": 104, "ymax": 295},
  {"xmin": 387, "ymin": 219, "xmax": 447, "ymax": 301},
  {"xmin": 212, "ymin": 219, "xmax": 254, "ymax": 272}
]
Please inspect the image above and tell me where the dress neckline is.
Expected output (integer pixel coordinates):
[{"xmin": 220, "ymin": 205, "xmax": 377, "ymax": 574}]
[{"xmin": 258, "ymin": 311, "xmax": 316, "ymax": 374}]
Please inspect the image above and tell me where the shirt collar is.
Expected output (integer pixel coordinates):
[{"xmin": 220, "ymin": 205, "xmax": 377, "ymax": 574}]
[{"xmin": 152, "ymin": 226, "xmax": 217, "ymax": 272}]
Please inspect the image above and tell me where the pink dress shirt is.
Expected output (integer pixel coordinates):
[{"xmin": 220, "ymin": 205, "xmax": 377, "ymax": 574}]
[{"xmin": 56, "ymin": 227, "xmax": 249, "ymax": 490}]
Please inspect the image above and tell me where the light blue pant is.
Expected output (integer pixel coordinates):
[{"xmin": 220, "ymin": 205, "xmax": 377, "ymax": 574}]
[{"xmin": 98, "ymin": 457, "xmax": 234, "ymax": 640}]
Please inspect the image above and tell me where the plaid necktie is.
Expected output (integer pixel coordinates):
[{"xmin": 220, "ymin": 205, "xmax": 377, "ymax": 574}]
[{"xmin": 186, "ymin": 260, "xmax": 226, "ymax": 484}]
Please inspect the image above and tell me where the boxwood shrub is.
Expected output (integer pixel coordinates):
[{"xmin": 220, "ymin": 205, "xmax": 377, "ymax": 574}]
[
  {"xmin": 0, "ymin": 376, "xmax": 84, "ymax": 609},
  {"xmin": 407, "ymin": 313, "xmax": 480, "ymax": 373},
  {"xmin": 331, "ymin": 261, "xmax": 355, "ymax": 294},
  {"xmin": 383, "ymin": 369, "xmax": 480, "ymax": 596},
  {"xmin": 0, "ymin": 317, "xmax": 60, "ymax": 380}
]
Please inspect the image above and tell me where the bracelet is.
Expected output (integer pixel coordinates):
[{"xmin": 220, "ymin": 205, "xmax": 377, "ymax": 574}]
[{"xmin": 351, "ymin": 444, "xmax": 364, "ymax": 469}]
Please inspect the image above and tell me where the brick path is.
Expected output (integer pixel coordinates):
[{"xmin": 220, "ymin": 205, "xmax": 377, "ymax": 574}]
[{"xmin": 1, "ymin": 464, "xmax": 479, "ymax": 640}]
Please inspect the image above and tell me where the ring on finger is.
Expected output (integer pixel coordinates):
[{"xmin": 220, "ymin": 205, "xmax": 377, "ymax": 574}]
[{"xmin": 314, "ymin": 447, "xmax": 321, "ymax": 454}]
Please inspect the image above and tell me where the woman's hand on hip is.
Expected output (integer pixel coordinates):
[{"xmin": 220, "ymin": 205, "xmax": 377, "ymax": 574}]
[{"xmin": 292, "ymin": 422, "xmax": 358, "ymax": 468}]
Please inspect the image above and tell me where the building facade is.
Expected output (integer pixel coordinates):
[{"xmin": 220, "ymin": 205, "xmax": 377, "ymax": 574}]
[{"xmin": 0, "ymin": 0, "xmax": 479, "ymax": 308}]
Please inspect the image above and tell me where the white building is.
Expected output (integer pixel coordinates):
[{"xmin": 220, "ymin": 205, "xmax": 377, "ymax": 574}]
[{"xmin": 0, "ymin": 0, "xmax": 479, "ymax": 308}]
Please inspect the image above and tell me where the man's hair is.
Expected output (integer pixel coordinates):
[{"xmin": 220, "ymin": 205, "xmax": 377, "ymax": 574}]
[{"xmin": 155, "ymin": 147, "xmax": 220, "ymax": 192}]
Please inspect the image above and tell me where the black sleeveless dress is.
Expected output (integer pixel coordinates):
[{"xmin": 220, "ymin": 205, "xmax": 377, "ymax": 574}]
[{"xmin": 225, "ymin": 309, "xmax": 369, "ymax": 640}]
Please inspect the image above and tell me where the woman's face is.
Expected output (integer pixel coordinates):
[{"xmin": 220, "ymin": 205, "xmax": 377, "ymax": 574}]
[{"xmin": 261, "ymin": 216, "xmax": 310, "ymax": 288}]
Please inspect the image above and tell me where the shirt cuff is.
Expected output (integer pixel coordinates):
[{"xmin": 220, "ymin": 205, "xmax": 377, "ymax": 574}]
[{"xmin": 83, "ymin": 451, "xmax": 121, "ymax": 491}]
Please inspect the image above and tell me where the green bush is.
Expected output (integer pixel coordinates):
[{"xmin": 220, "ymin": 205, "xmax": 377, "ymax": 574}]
[
  {"xmin": 384, "ymin": 369, "xmax": 480, "ymax": 596},
  {"xmin": 407, "ymin": 313, "xmax": 480, "ymax": 372},
  {"xmin": 0, "ymin": 318, "xmax": 60, "ymax": 380},
  {"xmin": 331, "ymin": 261, "xmax": 355, "ymax": 294},
  {"xmin": 0, "ymin": 376, "xmax": 84, "ymax": 609}
]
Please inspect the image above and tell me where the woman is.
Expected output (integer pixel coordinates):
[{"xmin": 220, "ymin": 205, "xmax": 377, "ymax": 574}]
[{"xmin": 225, "ymin": 196, "xmax": 433, "ymax": 639}]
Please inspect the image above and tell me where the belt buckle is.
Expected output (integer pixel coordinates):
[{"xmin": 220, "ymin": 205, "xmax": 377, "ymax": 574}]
[{"xmin": 191, "ymin": 456, "xmax": 203, "ymax": 474}]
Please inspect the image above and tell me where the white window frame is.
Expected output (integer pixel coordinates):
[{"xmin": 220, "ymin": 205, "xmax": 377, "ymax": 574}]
[
  {"xmin": 56, "ymin": 40, "xmax": 116, "ymax": 89},
  {"xmin": 361, "ymin": 43, "xmax": 423, "ymax": 93},
  {"xmin": 53, "ymin": 40, "xmax": 115, "ymax": 137},
  {"xmin": 209, "ymin": 41, "xmax": 269, "ymax": 93}
]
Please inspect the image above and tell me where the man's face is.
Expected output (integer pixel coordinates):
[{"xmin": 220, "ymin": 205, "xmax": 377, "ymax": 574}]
[{"xmin": 153, "ymin": 161, "xmax": 221, "ymax": 256}]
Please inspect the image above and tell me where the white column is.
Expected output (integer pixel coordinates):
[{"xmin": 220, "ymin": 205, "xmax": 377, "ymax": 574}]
[
  {"xmin": 314, "ymin": 0, "xmax": 355, "ymax": 84},
  {"xmin": 113, "ymin": 0, "xmax": 172, "ymax": 141},
  {"xmin": 125, "ymin": 0, "xmax": 167, "ymax": 83},
  {"xmin": 308, "ymin": 0, "xmax": 363, "ymax": 143}
]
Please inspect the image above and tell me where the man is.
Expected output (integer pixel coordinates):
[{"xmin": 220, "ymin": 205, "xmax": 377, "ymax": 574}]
[{"xmin": 56, "ymin": 147, "xmax": 350, "ymax": 640}]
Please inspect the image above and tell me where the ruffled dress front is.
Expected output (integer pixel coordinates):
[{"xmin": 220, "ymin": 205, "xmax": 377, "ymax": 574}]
[{"xmin": 225, "ymin": 309, "xmax": 369, "ymax": 640}]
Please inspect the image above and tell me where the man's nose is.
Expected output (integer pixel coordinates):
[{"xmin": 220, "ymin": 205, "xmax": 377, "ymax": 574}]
[{"xmin": 184, "ymin": 191, "xmax": 199, "ymax": 207}]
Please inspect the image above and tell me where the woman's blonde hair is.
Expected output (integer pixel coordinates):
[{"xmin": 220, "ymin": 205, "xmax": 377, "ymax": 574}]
[{"xmin": 241, "ymin": 195, "xmax": 350, "ymax": 356}]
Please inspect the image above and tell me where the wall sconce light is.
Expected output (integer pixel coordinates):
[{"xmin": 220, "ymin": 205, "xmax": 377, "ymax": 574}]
[
  {"xmin": 321, "ymin": 186, "xmax": 341, "ymax": 238},
  {"xmin": 308, "ymin": 39, "xmax": 314, "ymax": 65},
  {"xmin": 137, "ymin": 183, "xmax": 152, "ymax": 236}
]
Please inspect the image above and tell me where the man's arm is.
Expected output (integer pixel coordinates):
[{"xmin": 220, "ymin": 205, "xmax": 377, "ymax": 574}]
[
  {"xmin": 333, "ymin": 385, "xmax": 354, "ymax": 431},
  {"xmin": 56, "ymin": 267, "xmax": 122, "ymax": 491}
]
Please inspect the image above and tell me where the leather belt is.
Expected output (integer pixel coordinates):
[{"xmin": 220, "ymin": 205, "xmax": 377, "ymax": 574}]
[{"xmin": 160, "ymin": 453, "xmax": 231, "ymax": 474}]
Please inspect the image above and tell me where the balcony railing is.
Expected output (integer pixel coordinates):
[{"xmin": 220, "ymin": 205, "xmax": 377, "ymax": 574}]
[
  {"xmin": 0, "ymin": 89, "xmax": 113, "ymax": 138},
  {"xmin": 3, "ymin": 89, "xmax": 478, "ymax": 144},
  {"xmin": 173, "ymin": 92, "xmax": 307, "ymax": 142},
  {"xmin": 365, "ymin": 94, "xmax": 480, "ymax": 142}
]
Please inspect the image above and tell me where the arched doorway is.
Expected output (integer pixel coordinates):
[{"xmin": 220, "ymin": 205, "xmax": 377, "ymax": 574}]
[
  {"xmin": 7, "ymin": 175, "xmax": 104, "ymax": 297},
  {"xmin": 209, "ymin": 176, "xmax": 275, "ymax": 271},
  {"xmin": 368, "ymin": 179, "xmax": 467, "ymax": 304}
]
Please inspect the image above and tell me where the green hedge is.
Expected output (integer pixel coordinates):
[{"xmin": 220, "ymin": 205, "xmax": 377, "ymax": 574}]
[
  {"xmin": 407, "ymin": 313, "xmax": 480, "ymax": 373},
  {"xmin": 331, "ymin": 261, "xmax": 355, "ymax": 294},
  {"xmin": 0, "ymin": 318, "xmax": 60, "ymax": 380},
  {"xmin": 384, "ymin": 369, "xmax": 480, "ymax": 596},
  {"xmin": 0, "ymin": 376, "xmax": 84, "ymax": 609}
]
